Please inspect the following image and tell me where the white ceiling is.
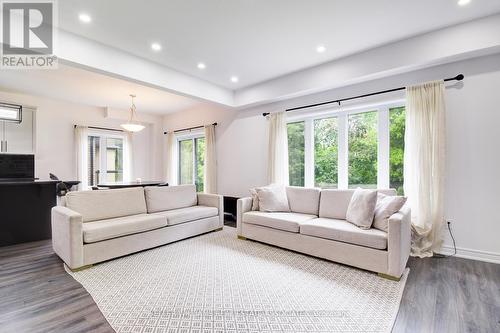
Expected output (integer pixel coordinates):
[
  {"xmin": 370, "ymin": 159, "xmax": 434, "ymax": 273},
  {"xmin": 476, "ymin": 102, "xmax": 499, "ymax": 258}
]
[
  {"xmin": 0, "ymin": 64, "xmax": 201, "ymax": 114},
  {"xmin": 59, "ymin": 0, "xmax": 500, "ymax": 89}
]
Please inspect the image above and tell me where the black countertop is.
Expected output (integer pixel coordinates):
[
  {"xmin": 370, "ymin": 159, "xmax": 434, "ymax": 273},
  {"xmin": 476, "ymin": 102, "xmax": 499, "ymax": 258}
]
[{"xmin": 0, "ymin": 180, "xmax": 60, "ymax": 186}]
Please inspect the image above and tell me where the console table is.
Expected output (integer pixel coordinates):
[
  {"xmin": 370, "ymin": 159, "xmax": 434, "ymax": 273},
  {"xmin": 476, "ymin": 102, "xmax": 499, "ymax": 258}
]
[{"xmin": 97, "ymin": 181, "xmax": 166, "ymax": 189}]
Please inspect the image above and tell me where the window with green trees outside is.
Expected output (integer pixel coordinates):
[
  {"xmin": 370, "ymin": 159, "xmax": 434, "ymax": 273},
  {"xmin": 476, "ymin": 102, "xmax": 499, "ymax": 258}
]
[
  {"xmin": 348, "ymin": 111, "xmax": 378, "ymax": 189},
  {"xmin": 286, "ymin": 103, "xmax": 405, "ymax": 192},
  {"xmin": 287, "ymin": 121, "xmax": 305, "ymax": 186},
  {"xmin": 314, "ymin": 117, "xmax": 338, "ymax": 188},
  {"xmin": 389, "ymin": 107, "xmax": 405, "ymax": 195}
]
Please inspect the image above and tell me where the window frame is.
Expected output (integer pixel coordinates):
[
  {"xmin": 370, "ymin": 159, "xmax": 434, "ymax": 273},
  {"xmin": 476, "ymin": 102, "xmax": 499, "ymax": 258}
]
[
  {"xmin": 287, "ymin": 99, "xmax": 405, "ymax": 189},
  {"xmin": 176, "ymin": 130, "xmax": 205, "ymax": 191},
  {"xmin": 86, "ymin": 129, "xmax": 128, "ymax": 187}
]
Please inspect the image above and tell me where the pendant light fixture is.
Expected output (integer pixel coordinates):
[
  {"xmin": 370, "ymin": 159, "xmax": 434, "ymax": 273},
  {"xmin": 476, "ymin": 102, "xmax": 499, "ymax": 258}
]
[{"xmin": 121, "ymin": 94, "xmax": 145, "ymax": 132}]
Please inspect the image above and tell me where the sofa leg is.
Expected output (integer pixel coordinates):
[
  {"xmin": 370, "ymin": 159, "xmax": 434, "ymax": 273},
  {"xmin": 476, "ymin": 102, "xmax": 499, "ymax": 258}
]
[
  {"xmin": 237, "ymin": 235, "xmax": 247, "ymax": 240},
  {"xmin": 378, "ymin": 272, "xmax": 401, "ymax": 281},
  {"xmin": 69, "ymin": 264, "xmax": 93, "ymax": 272}
]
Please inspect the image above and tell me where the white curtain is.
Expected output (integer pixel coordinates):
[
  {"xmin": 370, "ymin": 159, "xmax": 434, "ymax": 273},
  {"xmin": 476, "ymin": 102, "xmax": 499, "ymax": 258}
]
[
  {"xmin": 124, "ymin": 132, "xmax": 133, "ymax": 182},
  {"xmin": 404, "ymin": 80, "xmax": 446, "ymax": 257},
  {"xmin": 74, "ymin": 125, "xmax": 88, "ymax": 190},
  {"xmin": 204, "ymin": 124, "xmax": 217, "ymax": 193},
  {"xmin": 165, "ymin": 131, "xmax": 178, "ymax": 185},
  {"xmin": 268, "ymin": 112, "xmax": 289, "ymax": 185}
]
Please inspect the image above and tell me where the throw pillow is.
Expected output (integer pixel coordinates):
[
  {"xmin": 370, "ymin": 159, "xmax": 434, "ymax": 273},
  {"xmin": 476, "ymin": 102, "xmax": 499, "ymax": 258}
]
[
  {"xmin": 373, "ymin": 193, "xmax": 407, "ymax": 232},
  {"xmin": 249, "ymin": 188, "xmax": 259, "ymax": 211},
  {"xmin": 255, "ymin": 185, "xmax": 290, "ymax": 212},
  {"xmin": 346, "ymin": 188, "xmax": 378, "ymax": 229}
]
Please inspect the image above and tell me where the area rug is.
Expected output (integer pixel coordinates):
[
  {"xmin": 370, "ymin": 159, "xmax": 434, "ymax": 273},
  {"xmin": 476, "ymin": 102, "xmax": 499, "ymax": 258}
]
[{"xmin": 66, "ymin": 227, "xmax": 409, "ymax": 333}]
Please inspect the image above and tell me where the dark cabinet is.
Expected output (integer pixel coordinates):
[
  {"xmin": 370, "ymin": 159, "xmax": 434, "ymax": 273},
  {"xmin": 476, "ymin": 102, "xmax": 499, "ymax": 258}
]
[{"xmin": 0, "ymin": 181, "xmax": 57, "ymax": 246}]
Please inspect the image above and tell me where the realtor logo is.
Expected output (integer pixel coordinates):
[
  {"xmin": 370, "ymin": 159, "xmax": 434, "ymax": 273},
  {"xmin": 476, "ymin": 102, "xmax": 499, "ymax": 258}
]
[{"xmin": 1, "ymin": 0, "xmax": 57, "ymax": 69}]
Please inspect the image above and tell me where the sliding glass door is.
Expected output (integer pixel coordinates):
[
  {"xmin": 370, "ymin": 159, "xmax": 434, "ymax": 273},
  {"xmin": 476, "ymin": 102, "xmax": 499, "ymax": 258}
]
[
  {"xmin": 178, "ymin": 136, "xmax": 205, "ymax": 192},
  {"xmin": 87, "ymin": 133, "xmax": 125, "ymax": 187}
]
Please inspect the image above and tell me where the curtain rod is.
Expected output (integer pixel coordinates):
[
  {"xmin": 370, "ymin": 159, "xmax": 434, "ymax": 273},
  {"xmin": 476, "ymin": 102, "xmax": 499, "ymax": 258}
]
[
  {"xmin": 163, "ymin": 122, "xmax": 217, "ymax": 135},
  {"xmin": 74, "ymin": 125, "xmax": 124, "ymax": 132},
  {"xmin": 262, "ymin": 74, "xmax": 464, "ymax": 117}
]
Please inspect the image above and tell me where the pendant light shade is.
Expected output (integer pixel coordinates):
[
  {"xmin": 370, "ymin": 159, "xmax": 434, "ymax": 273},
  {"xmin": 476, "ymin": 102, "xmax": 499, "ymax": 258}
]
[{"xmin": 121, "ymin": 94, "xmax": 145, "ymax": 132}]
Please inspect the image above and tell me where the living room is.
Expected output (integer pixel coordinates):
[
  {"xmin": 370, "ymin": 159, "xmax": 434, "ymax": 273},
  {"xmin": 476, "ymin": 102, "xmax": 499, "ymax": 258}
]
[{"xmin": 1, "ymin": 1, "xmax": 499, "ymax": 332}]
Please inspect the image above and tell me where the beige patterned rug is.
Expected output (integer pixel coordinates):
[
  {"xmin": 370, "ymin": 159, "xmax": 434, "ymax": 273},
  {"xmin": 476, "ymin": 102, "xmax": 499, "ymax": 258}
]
[{"xmin": 66, "ymin": 227, "xmax": 408, "ymax": 333}]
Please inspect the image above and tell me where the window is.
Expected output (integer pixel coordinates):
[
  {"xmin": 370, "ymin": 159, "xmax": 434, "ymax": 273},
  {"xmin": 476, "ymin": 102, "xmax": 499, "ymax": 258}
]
[
  {"xmin": 287, "ymin": 121, "xmax": 305, "ymax": 186},
  {"xmin": 87, "ymin": 133, "xmax": 125, "ymax": 187},
  {"xmin": 348, "ymin": 111, "xmax": 378, "ymax": 189},
  {"xmin": 314, "ymin": 117, "xmax": 338, "ymax": 188},
  {"xmin": 287, "ymin": 102, "xmax": 405, "ymax": 190},
  {"xmin": 389, "ymin": 107, "xmax": 405, "ymax": 195},
  {"xmin": 178, "ymin": 135, "xmax": 205, "ymax": 192},
  {"xmin": 0, "ymin": 103, "xmax": 22, "ymax": 123}
]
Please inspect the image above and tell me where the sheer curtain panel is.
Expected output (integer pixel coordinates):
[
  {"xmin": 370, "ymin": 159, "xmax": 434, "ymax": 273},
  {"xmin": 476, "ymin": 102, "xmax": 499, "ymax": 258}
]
[
  {"xmin": 74, "ymin": 125, "xmax": 89, "ymax": 190},
  {"xmin": 204, "ymin": 124, "xmax": 217, "ymax": 193},
  {"xmin": 404, "ymin": 80, "xmax": 446, "ymax": 257},
  {"xmin": 268, "ymin": 112, "xmax": 289, "ymax": 185}
]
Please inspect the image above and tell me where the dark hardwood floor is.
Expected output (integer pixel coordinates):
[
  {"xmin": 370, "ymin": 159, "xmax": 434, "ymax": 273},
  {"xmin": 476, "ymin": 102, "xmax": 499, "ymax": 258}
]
[{"xmin": 1, "ymin": 226, "xmax": 498, "ymax": 333}]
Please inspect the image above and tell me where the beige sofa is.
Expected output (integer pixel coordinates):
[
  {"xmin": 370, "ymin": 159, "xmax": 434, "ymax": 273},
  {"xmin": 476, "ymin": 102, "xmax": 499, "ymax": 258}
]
[
  {"xmin": 52, "ymin": 185, "xmax": 223, "ymax": 270},
  {"xmin": 237, "ymin": 187, "xmax": 410, "ymax": 279}
]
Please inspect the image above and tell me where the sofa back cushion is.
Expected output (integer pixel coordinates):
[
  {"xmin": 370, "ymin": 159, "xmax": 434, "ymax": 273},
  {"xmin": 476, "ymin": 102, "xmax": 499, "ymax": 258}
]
[
  {"xmin": 66, "ymin": 187, "xmax": 147, "ymax": 222},
  {"xmin": 286, "ymin": 186, "xmax": 321, "ymax": 215},
  {"xmin": 319, "ymin": 189, "xmax": 396, "ymax": 220},
  {"xmin": 145, "ymin": 184, "xmax": 197, "ymax": 213}
]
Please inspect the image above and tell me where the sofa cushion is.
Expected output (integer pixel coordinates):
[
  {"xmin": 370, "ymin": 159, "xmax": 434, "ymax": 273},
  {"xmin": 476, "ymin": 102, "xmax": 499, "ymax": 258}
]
[
  {"xmin": 286, "ymin": 186, "xmax": 321, "ymax": 215},
  {"xmin": 319, "ymin": 189, "xmax": 396, "ymax": 220},
  {"xmin": 256, "ymin": 185, "xmax": 290, "ymax": 212},
  {"xmin": 373, "ymin": 193, "xmax": 407, "ymax": 232},
  {"xmin": 346, "ymin": 188, "xmax": 378, "ymax": 230},
  {"xmin": 300, "ymin": 218, "xmax": 388, "ymax": 250},
  {"xmin": 82, "ymin": 214, "xmax": 166, "ymax": 243},
  {"xmin": 152, "ymin": 206, "xmax": 218, "ymax": 226},
  {"xmin": 66, "ymin": 187, "xmax": 147, "ymax": 223},
  {"xmin": 144, "ymin": 185, "xmax": 197, "ymax": 213},
  {"xmin": 243, "ymin": 211, "xmax": 317, "ymax": 233}
]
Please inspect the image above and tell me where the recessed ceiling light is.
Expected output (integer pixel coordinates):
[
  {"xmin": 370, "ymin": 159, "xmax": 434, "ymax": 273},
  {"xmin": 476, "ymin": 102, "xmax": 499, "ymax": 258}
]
[
  {"xmin": 197, "ymin": 62, "xmax": 206, "ymax": 69},
  {"xmin": 458, "ymin": 0, "xmax": 470, "ymax": 6},
  {"xmin": 151, "ymin": 43, "xmax": 162, "ymax": 51},
  {"xmin": 78, "ymin": 13, "xmax": 92, "ymax": 23},
  {"xmin": 230, "ymin": 76, "xmax": 239, "ymax": 83},
  {"xmin": 316, "ymin": 45, "xmax": 326, "ymax": 53}
]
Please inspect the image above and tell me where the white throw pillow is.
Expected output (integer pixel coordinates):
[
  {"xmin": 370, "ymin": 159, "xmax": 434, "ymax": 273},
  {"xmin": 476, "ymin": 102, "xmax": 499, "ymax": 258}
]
[
  {"xmin": 255, "ymin": 185, "xmax": 290, "ymax": 212},
  {"xmin": 249, "ymin": 188, "xmax": 259, "ymax": 211},
  {"xmin": 373, "ymin": 193, "xmax": 407, "ymax": 232},
  {"xmin": 346, "ymin": 188, "xmax": 378, "ymax": 229}
]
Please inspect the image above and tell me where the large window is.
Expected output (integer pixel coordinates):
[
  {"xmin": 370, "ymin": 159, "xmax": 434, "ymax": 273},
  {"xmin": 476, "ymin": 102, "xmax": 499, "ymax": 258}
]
[
  {"xmin": 348, "ymin": 111, "xmax": 378, "ymax": 189},
  {"xmin": 178, "ymin": 135, "xmax": 205, "ymax": 192},
  {"xmin": 287, "ymin": 103, "xmax": 405, "ymax": 191},
  {"xmin": 287, "ymin": 121, "xmax": 305, "ymax": 186},
  {"xmin": 314, "ymin": 117, "xmax": 338, "ymax": 188},
  {"xmin": 87, "ymin": 133, "xmax": 125, "ymax": 187}
]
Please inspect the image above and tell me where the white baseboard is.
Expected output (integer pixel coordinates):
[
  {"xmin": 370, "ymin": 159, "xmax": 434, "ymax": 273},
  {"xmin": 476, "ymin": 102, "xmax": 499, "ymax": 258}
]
[{"xmin": 436, "ymin": 245, "xmax": 500, "ymax": 264}]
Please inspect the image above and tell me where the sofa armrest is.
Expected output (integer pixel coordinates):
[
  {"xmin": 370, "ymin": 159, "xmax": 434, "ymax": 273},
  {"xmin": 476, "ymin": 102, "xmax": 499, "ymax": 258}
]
[
  {"xmin": 237, "ymin": 197, "xmax": 253, "ymax": 236},
  {"xmin": 197, "ymin": 193, "xmax": 223, "ymax": 227},
  {"xmin": 51, "ymin": 206, "xmax": 84, "ymax": 269},
  {"xmin": 387, "ymin": 205, "xmax": 411, "ymax": 278}
]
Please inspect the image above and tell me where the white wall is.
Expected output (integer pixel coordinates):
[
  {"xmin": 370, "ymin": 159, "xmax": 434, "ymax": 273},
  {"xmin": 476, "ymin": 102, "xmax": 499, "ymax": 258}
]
[
  {"xmin": 0, "ymin": 90, "xmax": 164, "ymax": 182},
  {"xmin": 163, "ymin": 53, "xmax": 500, "ymax": 262}
]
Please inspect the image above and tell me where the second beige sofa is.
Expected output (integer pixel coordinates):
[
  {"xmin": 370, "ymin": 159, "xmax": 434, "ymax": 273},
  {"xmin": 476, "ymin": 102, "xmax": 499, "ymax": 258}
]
[{"xmin": 237, "ymin": 187, "xmax": 410, "ymax": 279}]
